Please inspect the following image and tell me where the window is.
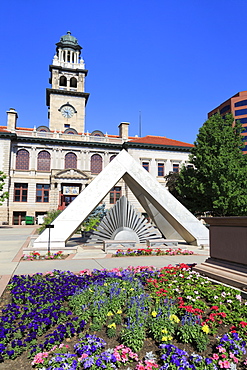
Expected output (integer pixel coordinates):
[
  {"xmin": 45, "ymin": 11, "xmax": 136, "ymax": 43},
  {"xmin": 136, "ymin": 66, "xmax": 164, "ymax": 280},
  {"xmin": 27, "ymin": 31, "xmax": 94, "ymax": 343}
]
[
  {"xmin": 65, "ymin": 152, "xmax": 77, "ymax": 169},
  {"xmin": 37, "ymin": 151, "xmax": 51, "ymax": 171},
  {"xmin": 158, "ymin": 163, "xmax": 164, "ymax": 177},
  {"xmin": 219, "ymin": 105, "xmax": 230, "ymax": 115},
  {"xmin": 16, "ymin": 149, "xmax": 29, "ymax": 170},
  {"xmin": 91, "ymin": 154, "xmax": 103, "ymax": 174},
  {"xmin": 235, "ymin": 109, "xmax": 247, "ymax": 116},
  {"xmin": 142, "ymin": 162, "xmax": 149, "ymax": 171},
  {"xmin": 238, "ymin": 118, "xmax": 247, "ymax": 124},
  {"xmin": 14, "ymin": 183, "xmax": 28, "ymax": 202},
  {"xmin": 110, "ymin": 186, "xmax": 121, "ymax": 204},
  {"xmin": 235, "ymin": 100, "xmax": 247, "ymax": 107},
  {"xmin": 59, "ymin": 76, "xmax": 67, "ymax": 87},
  {"xmin": 173, "ymin": 164, "xmax": 179, "ymax": 173},
  {"xmin": 36, "ymin": 184, "xmax": 50, "ymax": 203},
  {"xmin": 110, "ymin": 155, "xmax": 116, "ymax": 162},
  {"xmin": 70, "ymin": 77, "xmax": 77, "ymax": 88}
]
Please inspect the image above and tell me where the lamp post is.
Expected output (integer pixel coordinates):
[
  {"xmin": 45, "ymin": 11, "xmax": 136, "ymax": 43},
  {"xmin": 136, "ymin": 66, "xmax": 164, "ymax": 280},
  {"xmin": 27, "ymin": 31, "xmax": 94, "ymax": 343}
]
[{"xmin": 45, "ymin": 224, "xmax": 54, "ymax": 256}]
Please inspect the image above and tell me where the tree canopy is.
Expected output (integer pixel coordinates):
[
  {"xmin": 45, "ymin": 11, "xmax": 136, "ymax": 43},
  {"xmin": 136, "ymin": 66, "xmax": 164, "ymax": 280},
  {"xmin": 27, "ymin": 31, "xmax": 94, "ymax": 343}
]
[
  {"xmin": 0, "ymin": 171, "xmax": 8, "ymax": 205},
  {"xmin": 167, "ymin": 113, "xmax": 247, "ymax": 216}
]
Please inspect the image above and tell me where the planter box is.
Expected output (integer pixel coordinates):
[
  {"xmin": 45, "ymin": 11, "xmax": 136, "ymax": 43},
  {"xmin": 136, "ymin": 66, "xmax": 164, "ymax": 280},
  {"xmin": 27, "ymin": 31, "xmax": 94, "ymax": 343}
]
[{"xmin": 194, "ymin": 217, "xmax": 247, "ymax": 290}]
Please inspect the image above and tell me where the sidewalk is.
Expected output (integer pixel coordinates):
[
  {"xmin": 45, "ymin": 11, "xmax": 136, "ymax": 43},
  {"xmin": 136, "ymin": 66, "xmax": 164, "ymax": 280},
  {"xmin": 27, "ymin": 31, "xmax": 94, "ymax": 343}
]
[{"xmin": 0, "ymin": 226, "xmax": 210, "ymax": 297}]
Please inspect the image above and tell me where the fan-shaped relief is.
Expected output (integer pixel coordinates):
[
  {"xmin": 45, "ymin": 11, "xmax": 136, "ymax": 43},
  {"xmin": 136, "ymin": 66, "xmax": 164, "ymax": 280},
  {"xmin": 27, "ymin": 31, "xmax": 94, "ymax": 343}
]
[{"xmin": 89, "ymin": 196, "xmax": 161, "ymax": 244}]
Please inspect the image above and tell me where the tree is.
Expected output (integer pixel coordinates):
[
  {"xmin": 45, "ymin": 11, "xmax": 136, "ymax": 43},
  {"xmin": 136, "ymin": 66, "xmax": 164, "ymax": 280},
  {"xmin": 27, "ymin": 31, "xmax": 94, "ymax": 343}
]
[
  {"xmin": 81, "ymin": 204, "xmax": 107, "ymax": 232},
  {"xmin": 38, "ymin": 209, "xmax": 61, "ymax": 234},
  {"xmin": 0, "ymin": 171, "xmax": 8, "ymax": 205},
  {"xmin": 171, "ymin": 113, "xmax": 247, "ymax": 216}
]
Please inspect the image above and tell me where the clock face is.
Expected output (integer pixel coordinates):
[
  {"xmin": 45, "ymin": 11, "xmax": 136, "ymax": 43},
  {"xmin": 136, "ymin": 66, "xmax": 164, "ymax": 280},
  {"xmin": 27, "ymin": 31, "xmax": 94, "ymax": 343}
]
[{"xmin": 61, "ymin": 105, "xmax": 74, "ymax": 118}]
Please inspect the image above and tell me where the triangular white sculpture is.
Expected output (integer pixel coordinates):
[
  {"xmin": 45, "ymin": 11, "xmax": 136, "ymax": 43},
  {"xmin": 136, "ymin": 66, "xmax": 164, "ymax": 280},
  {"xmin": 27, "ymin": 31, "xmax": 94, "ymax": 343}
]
[{"xmin": 34, "ymin": 149, "xmax": 209, "ymax": 248}]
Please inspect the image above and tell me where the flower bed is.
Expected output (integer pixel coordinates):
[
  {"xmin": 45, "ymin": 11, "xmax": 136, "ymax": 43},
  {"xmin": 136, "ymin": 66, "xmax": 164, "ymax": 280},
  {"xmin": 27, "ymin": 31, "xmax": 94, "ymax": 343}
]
[
  {"xmin": 113, "ymin": 248, "xmax": 194, "ymax": 257},
  {"xmin": 0, "ymin": 265, "xmax": 246, "ymax": 369},
  {"xmin": 21, "ymin": 251, "xmax": 68, "ymax": 261}
]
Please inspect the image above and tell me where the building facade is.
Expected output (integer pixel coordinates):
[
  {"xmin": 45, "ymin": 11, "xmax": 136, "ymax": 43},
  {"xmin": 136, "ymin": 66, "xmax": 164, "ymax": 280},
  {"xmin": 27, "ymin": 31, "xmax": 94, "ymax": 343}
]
[
  {"xmin": 0, "ymin": 32, "xmax": 193, "ymax": 225},
  {"xmin": 208, "ymin": 91, "xmax": 247, "ymax": 153}
]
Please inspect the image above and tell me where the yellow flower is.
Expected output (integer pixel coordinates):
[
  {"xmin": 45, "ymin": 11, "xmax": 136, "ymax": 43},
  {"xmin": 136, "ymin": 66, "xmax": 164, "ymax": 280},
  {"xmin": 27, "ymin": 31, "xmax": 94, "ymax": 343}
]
[
  {"xmin": 116, "ymin": 309, "xmax": 122, "ymax": 314},
  {"xmin": 107, "ymin": 311, "xmax": 113, "ymax": 316},
  {"xmin": 161, "ymin": 328, "xmax": 168, "ymax": 334},
  {"xmin": 107, "ymin": 323, "xmax": 116, "ymax": 329},
  {"xmin": 89, "ymin": 288, "xmax": 93, "ymax": 292},
  {"xmin": 151, "ymin": 311, "xmax": 157, "ymax": 317},
  {"xmin": 202, "ymin": 324, "xmax": 210, "ymax": 334},
  {"xmin": 169, "ymin": 314, "xmax": 180, "ymax": 323},
  {"xmin": 161, "ymin": 335, "xmax": 173, "ymax": 342},
  {"xmin": 104, "ymin": 283, "xmax": 108, "ymax": 286},
  {"xmin": 130, "ymin": 288, "xmax": 134, "ymax": 291}
]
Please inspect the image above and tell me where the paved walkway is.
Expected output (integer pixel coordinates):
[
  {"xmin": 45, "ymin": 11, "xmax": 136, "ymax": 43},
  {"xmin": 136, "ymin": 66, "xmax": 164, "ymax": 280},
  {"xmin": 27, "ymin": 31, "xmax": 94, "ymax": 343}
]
[{"xmin": 0, "ymin": 226, "xmax": 210, "ymax": 297}]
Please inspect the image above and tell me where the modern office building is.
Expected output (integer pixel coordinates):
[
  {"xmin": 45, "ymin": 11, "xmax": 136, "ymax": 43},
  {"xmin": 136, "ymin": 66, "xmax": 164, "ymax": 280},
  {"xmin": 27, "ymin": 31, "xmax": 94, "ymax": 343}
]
[
  {"xmin": 208, "ymin": 91, "xmax": 247, "ymax": 152},
  {"xmin": 0, "ymin": 32, "xmax": 193, "ymax": 225}
]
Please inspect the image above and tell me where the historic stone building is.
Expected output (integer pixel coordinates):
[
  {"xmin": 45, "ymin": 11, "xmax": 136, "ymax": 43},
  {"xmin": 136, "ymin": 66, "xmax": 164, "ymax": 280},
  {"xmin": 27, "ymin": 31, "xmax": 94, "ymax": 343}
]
[{"xmin": 0, "ymin": 32, "xmax": 193, "ymax": 225}]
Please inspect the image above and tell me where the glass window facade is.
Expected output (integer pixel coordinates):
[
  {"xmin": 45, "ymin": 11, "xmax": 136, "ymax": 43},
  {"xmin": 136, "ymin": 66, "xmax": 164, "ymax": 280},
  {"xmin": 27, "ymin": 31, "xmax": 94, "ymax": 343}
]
[
  {"xmin": 65, "ymin": 152, "xmax": 77, "ymax": 169},
  {"xmin": 235, "ymin": 109, "xmax": 247, "ymax": 116},
  {"xmin": 16, "ymin": 149, "xmax": 29, "ymax": 170},
  {"xmin": 158, "ymin": 163, "xmax": 164, "ymax": 176},
  {"xmin": 91, "ymin": 154, "xmax": 103, "ymax": 174},
  {"xmin": 173, "ymin": 164, "xmax": 179, "ymax": 173},
  {"xmin": 36, "ymin": 184, "xmax": 50, "ymax": 203},
  {"xmin": 220, "ymin": 105, "xmax": 230, "ymax": 115},
  {"xmin": 37, "ymin": 151, "xmax": 51, "ymax": 171},
  {"xmin": 110, "ymin": 186, "xmax": 121, "ymax": 204},
  {"xmin": 142, "ymin": 162, "xmax": 149, "ymax": 171},
  {"xmin": 235, "ymin": 100, "xmax": 247, "ymax": 107},
  {"xmin": 14, "ymin": 183, "xmax": 28, "ymax": 202}
]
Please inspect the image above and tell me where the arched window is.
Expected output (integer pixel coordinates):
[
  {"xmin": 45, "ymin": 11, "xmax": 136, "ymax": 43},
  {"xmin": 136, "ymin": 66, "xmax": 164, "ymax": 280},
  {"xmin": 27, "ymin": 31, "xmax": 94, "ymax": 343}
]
[
  {"xmin": 110, "ymin": 155, "xmax": 116, "ymax": 162},
  {"xmin": 91, "ymin": 154, "xmax": 102, "ymax": 174},
  {"xmin": 16, "ymin": 149, "xmax": 29, "ymax": 170},
  {"xmin": 37, "ymin": 151, "xmax": 51, "ymax": 171},
  {"xmin": 59, "ymin": 76, "xmax": 67, "ymax": 87},
  {"xmin": 65, "ymin": 152, "xmax": 77, "ymax": 169},
  {"xmin": 70, "ymin": 77, "xmax": 77, "ymax": 88}
]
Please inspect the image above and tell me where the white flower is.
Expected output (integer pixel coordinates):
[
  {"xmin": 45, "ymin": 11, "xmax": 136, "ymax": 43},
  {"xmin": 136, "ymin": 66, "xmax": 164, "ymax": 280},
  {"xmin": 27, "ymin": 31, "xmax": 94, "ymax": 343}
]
[
  {"xmin": 236, "ymin": 294, "xmax": 241, "ymax": 302},
  {"xmin": 221, "ymin": 292, "xmax": 226, "ymax": 297},
  {"xmin": 214, "ymin": 296, "xmax": 218, "ymax": 299},
  {"xmin": 227, "ymin": 299, "xmax": 232, "ymax": 303}
]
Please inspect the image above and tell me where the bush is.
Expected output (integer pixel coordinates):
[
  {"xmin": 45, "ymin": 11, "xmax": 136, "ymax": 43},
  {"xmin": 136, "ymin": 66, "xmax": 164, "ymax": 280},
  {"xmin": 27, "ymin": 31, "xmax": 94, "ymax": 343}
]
[{"xmin": 37, "ymin": 210, "xmax": 61, "ymax": 234}]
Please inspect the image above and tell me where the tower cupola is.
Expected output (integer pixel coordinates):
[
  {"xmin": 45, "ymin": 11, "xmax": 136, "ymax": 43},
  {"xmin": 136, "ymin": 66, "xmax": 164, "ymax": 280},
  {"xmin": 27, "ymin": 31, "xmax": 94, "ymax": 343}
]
[{"xmin": 53, "ymin": 31, "xmax": 84, "ymax": 68}]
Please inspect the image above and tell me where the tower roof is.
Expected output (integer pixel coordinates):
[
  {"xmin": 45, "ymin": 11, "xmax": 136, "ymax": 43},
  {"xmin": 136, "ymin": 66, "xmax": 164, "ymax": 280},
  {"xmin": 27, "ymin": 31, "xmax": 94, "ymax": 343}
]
[{"xmin": 56, "ymin": 31, "xmax": 82, "ymax": 51}]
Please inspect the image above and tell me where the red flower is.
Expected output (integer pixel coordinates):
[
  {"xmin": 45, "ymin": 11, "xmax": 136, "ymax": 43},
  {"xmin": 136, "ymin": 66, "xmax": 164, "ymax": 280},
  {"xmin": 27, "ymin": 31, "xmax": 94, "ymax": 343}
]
[
  {"xmin": 240, "ymin": 321, "xmax": 247, "ymax": 327},
  {"xmin": 211, "ymin": 306, "xmax": 219, "ymax": 311}
]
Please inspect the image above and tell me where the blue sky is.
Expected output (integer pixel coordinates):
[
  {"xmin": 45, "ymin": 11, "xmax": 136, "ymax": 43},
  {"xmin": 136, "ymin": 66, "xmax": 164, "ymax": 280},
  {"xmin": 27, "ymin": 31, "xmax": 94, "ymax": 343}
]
[{"xmin": 0, "ymin": 0, "xmax": 247, "ymax": 143}]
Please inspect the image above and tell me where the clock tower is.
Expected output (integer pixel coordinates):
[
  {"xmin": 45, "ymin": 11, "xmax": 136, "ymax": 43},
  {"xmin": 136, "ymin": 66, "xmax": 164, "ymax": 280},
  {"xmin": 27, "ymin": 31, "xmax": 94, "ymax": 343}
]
[{"xmin": 46, "ymin": 31, "xmax": 89, "ymax": 133}]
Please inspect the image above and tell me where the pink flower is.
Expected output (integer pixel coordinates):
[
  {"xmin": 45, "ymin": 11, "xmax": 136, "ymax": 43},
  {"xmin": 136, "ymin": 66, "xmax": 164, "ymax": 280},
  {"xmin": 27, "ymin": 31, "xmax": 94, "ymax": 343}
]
[
  {"xmin": 212, "ymin": 354, "xmax": 219, "ymax": 360},
  {"xmin": 217, "ymin": 346, "xmax": 226, "ymax": 353},
  {"xmin": 79, "ymin": 353, "xmax": 88, "ymax": 359}
]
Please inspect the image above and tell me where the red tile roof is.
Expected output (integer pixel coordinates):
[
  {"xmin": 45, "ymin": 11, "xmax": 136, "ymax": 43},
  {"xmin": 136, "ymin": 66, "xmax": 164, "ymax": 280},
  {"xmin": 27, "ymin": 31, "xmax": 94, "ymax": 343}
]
[
  {"xmin": 128, "ymin": 135, "xmax": 193, "ymax": 147},
  {"xmin": 0, "ymin": 126, "xmax": 10, "ymax": 133}
]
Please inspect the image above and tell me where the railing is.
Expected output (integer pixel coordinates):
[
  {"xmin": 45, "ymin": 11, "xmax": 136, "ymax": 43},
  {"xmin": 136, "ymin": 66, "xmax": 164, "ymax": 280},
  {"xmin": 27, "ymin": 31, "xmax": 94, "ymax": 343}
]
[{"xmin": 16, "ymin": 130, "xmax": 125, "ymax": 144}]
